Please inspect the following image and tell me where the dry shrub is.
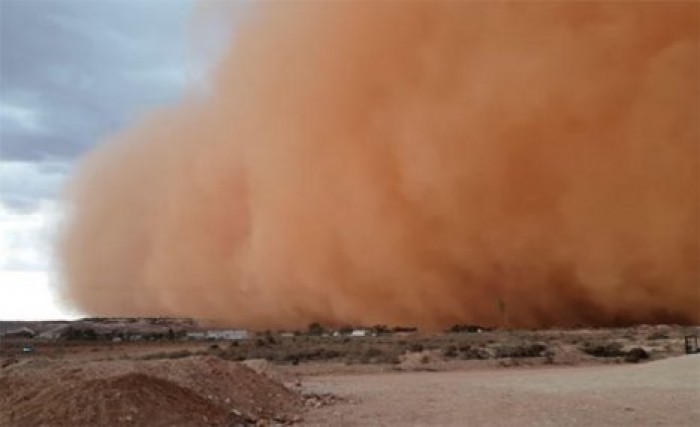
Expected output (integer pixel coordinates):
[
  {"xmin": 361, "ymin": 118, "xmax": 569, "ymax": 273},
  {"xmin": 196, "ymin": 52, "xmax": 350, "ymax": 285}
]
[
  {"xmin": 624, "ymin": 347, "xmax": 649, "ymax": 363},
  {"xmin": 647, "ymin": 331, "xmax": 669, "ymax": 340},
  {"xmin": 409, "ymin": 343, "xmax": 424, "ymax": 353},
  {"xmin": 459, "ymin": 345, "xmax": 491, "ymax": 360},
  {"xmin": 364, "ymin": 347, "xmax": 383, "ymax": 358},
  {"xmin": 580, "ymin": 342, "xmax": 625, "ymax": 358},
  {"xmin": 442, "ymin": 345, "xmax": 458, "ymax": 358},
  {"xmin": 277, "ymin": 347, "xmax": 342, "ymax": 364},
  {"xmin": 494, "ymin": 343, "xmax": 547, "ymax": 358},
  {"xmin": 140, "ymin": 350, "xmax": 193, "ymax": 360}
]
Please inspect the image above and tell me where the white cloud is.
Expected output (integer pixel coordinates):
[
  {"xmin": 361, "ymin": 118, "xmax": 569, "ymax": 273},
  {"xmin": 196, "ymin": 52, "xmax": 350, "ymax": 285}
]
[
  {"xmin": 0, "ymin": 270, "xmax": 79, "ymax": 320},
  {"xmin": 0, "ymin": 102, "xmax": 46, "ymax": 133},
  {"xmin": 0, "ymin": 160, "xmax": 69, "ymax": 211},
  {"xmin": 0, "ymin": 200, "xmax": 59, "ymax": 271},
  {"xmin": 0, "ymin": 200, "xmax": 78, "ymax": 320}
]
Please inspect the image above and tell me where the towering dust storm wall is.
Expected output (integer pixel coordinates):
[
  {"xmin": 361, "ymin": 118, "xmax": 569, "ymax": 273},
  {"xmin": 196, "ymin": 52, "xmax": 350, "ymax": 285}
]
[{"xmin": 59, "ymin": 2, "xmax": 699, "ymax": 328}]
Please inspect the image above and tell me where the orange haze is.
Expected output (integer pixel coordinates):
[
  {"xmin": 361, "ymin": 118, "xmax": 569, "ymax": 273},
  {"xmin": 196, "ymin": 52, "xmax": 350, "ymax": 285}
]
[{"xmin": 59, "ymin": 2, "xmax": 699, "ymax": 329}]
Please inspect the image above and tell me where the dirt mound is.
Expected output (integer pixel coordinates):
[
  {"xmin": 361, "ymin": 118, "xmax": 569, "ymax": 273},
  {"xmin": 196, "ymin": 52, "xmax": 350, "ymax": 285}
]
[
  {"xmin": 242, "ymin": 359, "xmax": 301, "ymax": 389},
  {"xmin": 5, "ymin": 372, "xmax": 229, "ymax": 426},
  {"xmin": 1, "ymin": 356, "xmax": 302, "ymax": 426}
]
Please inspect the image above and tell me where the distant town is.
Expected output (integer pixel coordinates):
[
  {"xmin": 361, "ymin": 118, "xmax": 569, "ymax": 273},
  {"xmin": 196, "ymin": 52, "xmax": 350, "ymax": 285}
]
[{"xmin": 0, "ymin": 317, "xmax": 434, "ymax": 343}]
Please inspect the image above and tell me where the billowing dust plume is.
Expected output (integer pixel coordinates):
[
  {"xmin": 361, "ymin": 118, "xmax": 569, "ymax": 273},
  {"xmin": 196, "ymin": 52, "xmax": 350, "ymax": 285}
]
[{"xmin": 58, "ymin": 2, "xmax": 699, "ymax": 329}]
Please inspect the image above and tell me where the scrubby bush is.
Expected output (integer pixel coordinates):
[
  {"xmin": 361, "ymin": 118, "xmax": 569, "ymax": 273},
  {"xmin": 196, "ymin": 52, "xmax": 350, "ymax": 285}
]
[
  {"xmin": 364, "ymin": 347, "xmax": 383, "ymax": 358},
  {"xmin": 409, "ymin": 343, "xmax": 424, "ymax": 353},
  {"xmin": 371, "ymin": 325, "xmax": 390, "ymax": 335},
  {"xmin": 140, "ymin": 350, "xmax": 193, "ymax": 360},
  {"xmin": 356, "ymin": 347, "xmax": 388, "ymax": 363},
  {"xmin": 495, "ymin": 343, "xmax": 547, "ymax": 358},
  {"xmin": 169, "ymin": 350, "xmax": 194, "ymax": 359},
  {"xmin": 308, "ymin": 322, "xmax": 326, "ymax": 336},
  {"xmin": 624, "ymin": 347, "xmax": 649, "ymax": 363},
  {"xmin": 319, "ymin": 349, "xmax": 341, "ymax": 359},
  {"xmin": 647, "ymin": 331, "xmax": 669, "ymax": 340},
  {"xmin": 459, "ymin": 345, "xmax": 490, "ymax": 360},
  {"xmin": 447, "ymin": 324, "xmax": 485, "ymax": 333},
  {"xmin": 84, "ymin": 328, "xmax": 99, "ymax": 341},
  {"xmin": 65, "ymin": 327, "xmax": 99, "ymax": 341},
  {"xmin": 338, "ymin": 325, "xmax": 354, "ymax": 335},
  {"xmin": 278, "ymin": 347, "xmax": 343, "ymax": 364},
  {"xmin": 580, "ymin": 341, "xmax": 625, "ymax": 358},
  {"xmin": 442, "ymin": 345, "xmax": 458, "ymax": 358}
]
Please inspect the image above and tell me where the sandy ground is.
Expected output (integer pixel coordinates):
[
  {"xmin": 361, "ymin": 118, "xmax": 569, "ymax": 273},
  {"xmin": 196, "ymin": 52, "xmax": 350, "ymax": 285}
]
[{"xmin": 301, "ymin": 355, "xmax": 700, "ymax": 426}]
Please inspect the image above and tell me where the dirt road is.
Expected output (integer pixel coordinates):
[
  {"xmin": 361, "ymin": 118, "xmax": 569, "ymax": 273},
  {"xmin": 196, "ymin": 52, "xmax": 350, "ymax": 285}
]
[{"xmin": 302, "ymin": 355, "xmax": 700, "ymax": 426}]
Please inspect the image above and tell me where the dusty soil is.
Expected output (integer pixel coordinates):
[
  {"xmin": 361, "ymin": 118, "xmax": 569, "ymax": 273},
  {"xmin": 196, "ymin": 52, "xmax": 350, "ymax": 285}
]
[
  {"xmin": 302, "ymin": 355, "xmax": 700, "ymax": 426},
  {"xmin": 0, "ymin": 356, "xmax": 302, "ymax": 426}
]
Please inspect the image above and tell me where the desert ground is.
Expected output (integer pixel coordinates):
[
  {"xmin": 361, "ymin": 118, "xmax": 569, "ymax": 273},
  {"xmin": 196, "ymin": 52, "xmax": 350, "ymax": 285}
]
[
  {"xmin": 1, "ymin": 321, "xmax": 699, "ymax": 426},
  {"xmin": 302, "ymin": 356, "xmax": 700, "ymax": 426}
]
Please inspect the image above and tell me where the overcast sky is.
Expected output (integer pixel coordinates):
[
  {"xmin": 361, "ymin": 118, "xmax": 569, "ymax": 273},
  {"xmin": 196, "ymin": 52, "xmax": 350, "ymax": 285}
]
[{"xmin": 0, "ymin": 0, "xmax": 199, "ymax": 319}]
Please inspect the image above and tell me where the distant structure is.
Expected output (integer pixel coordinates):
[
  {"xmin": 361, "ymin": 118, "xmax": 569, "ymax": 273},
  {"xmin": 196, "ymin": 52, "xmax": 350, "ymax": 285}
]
[
  {"xmin": 207, "ymin": 330, "xmax": 248, "ymax": 340},
  {"xmin": 186, "ymin": 331, "xmax": 206, "ymax": 340},
  {"xmin": 38, "ymin": 326, "xmax": 68, "ymax": 341},
  {"xmin": 187, "ymin": 329, "xmax": 248, "ymax": 340},
  {"xmin": 1, "ymin": 327, "xmax": 36, "ymax": 339},
  {"xmin": 684, "ymin": 335, "xmax": 698, "ymax": 354}
]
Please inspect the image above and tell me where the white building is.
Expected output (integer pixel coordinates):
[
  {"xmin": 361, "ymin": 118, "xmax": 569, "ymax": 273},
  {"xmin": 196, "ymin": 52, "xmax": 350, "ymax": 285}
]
[
  {"xmin": 186, "ymin": 329, "xmax": 248, "ymax": 340},
  {"xmin": 205, "ymin": 330, "xmax": 249, "ymax": 340},
  {"xmin": 186, "ymin": 331, "xmax": 206, "ymax": 340}
]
